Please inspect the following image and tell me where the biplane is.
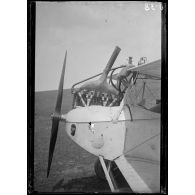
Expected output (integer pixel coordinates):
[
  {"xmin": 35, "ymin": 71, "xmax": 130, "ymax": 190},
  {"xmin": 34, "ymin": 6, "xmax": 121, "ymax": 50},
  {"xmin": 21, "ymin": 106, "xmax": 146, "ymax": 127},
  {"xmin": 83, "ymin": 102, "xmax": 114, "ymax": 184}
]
[{"xmin": 47, "ymin": 46, "xmax": 161, "ymax": 193}]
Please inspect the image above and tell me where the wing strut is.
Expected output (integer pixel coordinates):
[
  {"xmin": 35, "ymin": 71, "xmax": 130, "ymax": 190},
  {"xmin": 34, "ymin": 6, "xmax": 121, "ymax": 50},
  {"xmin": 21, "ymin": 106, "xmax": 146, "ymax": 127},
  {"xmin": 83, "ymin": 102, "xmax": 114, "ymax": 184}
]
[{"xmin": 114, "ymin": 155, "xmax": 152, "ymax": 193}]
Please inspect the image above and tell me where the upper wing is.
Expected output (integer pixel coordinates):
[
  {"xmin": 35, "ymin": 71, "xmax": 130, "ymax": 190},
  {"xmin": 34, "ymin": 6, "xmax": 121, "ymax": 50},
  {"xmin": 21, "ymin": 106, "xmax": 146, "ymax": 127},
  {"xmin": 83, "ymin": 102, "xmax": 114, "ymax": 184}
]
[
  {"xmin": 109, "ymin": 59, "xmax": 161, "ymax": 81},
  {"xmin": 127, "ymin": 59, "xmax": 161, "ymax": 79}
]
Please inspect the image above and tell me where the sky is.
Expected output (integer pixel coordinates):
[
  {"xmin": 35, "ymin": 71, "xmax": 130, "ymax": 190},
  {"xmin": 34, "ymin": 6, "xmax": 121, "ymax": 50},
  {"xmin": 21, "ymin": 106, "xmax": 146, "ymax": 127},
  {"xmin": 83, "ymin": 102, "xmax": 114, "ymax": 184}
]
[{"xmin": 35, "ymin": 1, "xmax": 161, "ymax": 91}]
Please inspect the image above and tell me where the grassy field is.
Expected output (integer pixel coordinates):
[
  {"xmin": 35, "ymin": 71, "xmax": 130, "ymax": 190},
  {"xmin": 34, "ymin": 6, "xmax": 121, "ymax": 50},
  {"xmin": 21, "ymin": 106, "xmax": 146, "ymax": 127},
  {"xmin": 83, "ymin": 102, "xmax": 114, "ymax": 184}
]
[{"xmin": 34, "ymin": 89, "xmax": 110, "ymax": 192}]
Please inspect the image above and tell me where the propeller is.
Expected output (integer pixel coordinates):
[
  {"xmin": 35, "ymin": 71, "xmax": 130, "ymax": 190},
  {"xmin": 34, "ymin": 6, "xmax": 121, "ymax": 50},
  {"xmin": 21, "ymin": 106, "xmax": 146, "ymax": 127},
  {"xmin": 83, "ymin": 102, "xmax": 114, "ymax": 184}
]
[{"xmin": 47, "ymin": 51, "xmax": 67, "ymax": 177}]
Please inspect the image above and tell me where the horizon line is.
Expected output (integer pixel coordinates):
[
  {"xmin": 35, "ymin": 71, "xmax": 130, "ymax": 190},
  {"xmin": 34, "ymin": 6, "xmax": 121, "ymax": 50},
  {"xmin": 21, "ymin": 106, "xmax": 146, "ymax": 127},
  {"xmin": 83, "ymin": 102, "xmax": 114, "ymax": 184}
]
[{"xmin": 35, "ymin": 88, "xmax": 71, "ymax": 93}]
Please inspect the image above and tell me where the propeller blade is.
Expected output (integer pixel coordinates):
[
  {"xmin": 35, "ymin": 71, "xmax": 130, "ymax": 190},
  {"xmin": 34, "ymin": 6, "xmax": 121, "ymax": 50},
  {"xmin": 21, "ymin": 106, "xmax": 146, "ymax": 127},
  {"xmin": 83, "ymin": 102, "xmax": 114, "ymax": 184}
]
[
  {"xmin": 55, "ymin": 51, "xmax": 67, "ymax": 114},
  {"xmin": 47, "ymin": 117, "xmax": 60, "ymax": 177},
  {"xmin": 47, "ymin": 51, "xmax": 67, "ymax": 177}
]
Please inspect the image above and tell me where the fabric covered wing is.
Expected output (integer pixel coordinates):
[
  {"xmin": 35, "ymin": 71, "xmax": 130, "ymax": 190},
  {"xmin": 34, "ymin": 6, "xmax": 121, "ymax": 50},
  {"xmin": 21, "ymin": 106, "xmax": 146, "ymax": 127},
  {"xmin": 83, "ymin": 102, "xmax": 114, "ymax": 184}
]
[
  {"xmin": 116, "ymin": 106, "xmax": 160, "ymax": 193},
  {"xmin": 128, "ymin": 59, "xmax": 161, "ymax": 79}
]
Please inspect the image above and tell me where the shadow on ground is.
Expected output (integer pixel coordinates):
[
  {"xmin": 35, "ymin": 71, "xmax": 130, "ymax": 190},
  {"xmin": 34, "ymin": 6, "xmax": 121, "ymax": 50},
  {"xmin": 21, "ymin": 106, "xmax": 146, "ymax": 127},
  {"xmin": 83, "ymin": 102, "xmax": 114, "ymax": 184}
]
[{"xmin": 52, "ymin": 176, "xmax": 110, "ymax": 192}]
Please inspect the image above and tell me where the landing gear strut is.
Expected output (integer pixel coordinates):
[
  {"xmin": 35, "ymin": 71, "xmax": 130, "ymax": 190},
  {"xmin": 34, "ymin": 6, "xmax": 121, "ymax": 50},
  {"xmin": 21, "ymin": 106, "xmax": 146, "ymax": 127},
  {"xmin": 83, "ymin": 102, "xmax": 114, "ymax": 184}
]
[
  {"xmin": 94, "ymin": 158, "xmax": 131, "ymax": 192},
  {"xmin": 94, "ymin": 158, "xmax": 119, "ymax": 181}
]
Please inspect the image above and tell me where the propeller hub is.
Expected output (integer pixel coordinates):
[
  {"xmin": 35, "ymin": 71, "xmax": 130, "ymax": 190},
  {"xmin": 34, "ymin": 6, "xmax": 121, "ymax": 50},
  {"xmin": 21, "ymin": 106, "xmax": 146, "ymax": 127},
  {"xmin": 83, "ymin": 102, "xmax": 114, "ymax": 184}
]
[{"xmin": 51, "ymin": 113, "xmax": 62, "ymax": 121}]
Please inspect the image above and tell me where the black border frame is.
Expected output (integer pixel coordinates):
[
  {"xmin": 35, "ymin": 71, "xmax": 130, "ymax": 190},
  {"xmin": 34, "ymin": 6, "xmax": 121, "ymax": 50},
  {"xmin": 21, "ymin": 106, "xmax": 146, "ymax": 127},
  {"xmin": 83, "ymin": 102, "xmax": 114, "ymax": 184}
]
[
  {"xmin": 28, "ymin": 0, "xmax": 35, "ymax": 194},
  {"xmin": 27, "ymin": 1, "xmax": 168, "ymax": 194},
  {"xmin": 160, "ymin": 1, "xmax": 168, "ymax": 194}
]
